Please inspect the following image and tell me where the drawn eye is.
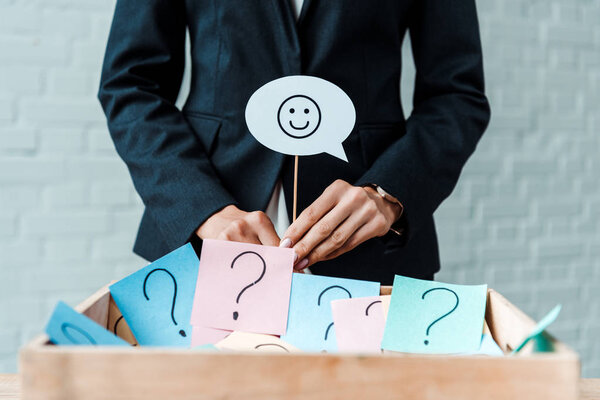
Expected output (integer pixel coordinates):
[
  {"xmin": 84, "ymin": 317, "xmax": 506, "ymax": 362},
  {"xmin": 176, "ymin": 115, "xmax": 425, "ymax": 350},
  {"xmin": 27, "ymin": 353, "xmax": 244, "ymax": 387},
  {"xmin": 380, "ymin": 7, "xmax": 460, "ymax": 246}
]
[
  {"xmin": 304, "ymin": 108, "xmax": 309, "ymax": 114},
  {"xmin": 289, "ymin": 108, "xmax": 295, "ymax": 113}
]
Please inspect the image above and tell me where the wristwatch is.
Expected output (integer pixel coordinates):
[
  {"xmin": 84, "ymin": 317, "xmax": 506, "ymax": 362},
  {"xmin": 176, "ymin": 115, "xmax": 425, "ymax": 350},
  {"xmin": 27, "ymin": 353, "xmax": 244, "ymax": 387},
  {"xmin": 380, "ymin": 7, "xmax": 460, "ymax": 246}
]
[{"xmin": 370, "ymin": 184, "xmax": 405, "ymax": 236}]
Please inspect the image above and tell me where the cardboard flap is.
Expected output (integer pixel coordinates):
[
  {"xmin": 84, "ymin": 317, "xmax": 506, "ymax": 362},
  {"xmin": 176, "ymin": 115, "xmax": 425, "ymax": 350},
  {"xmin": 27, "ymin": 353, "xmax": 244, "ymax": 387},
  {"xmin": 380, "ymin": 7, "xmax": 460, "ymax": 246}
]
[{"xmin": 485, "ymin": 289, "xmax": 538, "ymax": 352}]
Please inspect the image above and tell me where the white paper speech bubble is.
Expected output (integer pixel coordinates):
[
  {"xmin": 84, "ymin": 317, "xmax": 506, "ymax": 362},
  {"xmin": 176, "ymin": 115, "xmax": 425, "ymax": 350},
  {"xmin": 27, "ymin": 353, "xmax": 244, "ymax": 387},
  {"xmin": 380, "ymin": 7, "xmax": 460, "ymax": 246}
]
[{"xmin": 245, "ymin": 75, "xmax": 356, "ymax": 162}]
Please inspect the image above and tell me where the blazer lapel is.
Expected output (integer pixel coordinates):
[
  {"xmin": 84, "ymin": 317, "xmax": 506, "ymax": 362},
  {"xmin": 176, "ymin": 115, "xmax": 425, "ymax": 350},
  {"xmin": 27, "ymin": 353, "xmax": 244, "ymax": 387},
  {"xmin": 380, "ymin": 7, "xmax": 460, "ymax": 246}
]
[
  {"xmin": 267, "ymin": 0, "xmax": 318, "ymax": 73},
  {"xmin": 270, "ymin": 0, "xmax": 317, "ymax": 46},
  {"xmin": 270, "ymin": 0, "xmax": 300, "ymax": 48}
]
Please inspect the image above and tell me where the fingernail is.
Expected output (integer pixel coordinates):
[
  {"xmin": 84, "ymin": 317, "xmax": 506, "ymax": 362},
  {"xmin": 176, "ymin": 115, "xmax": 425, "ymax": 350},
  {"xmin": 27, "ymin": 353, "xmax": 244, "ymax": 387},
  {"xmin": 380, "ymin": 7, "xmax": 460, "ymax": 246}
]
[
  {"xmin": 293, "ymin": 252, "xmax": 299, "ymax": 263},
  {"xmin": 296, "ymin": 258, "xmax": 309, "ymax": 270},
  {"xmin": 279, "ymin": 238, "xmax": 292, "ymax": 248}
]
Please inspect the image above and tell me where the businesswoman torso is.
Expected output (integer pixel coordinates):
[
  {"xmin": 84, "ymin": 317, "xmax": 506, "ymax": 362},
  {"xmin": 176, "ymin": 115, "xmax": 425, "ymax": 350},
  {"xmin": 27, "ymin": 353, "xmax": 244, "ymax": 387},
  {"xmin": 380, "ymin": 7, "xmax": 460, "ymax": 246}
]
[{"xmin": 98, "ymin": 0, "xmax": 490, "ymax": 284}]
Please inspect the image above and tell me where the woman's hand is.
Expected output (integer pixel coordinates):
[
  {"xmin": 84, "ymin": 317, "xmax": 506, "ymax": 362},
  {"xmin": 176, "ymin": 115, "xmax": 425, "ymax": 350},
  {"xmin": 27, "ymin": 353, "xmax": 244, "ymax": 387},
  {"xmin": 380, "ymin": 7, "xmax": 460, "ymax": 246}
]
[
  {"xmin": 280, "ymin": 180, "xmax": 402, "ymax": 270},
  {"xmin": 196, "ymin": 205, "xmax": 281, "ymax": 246}
]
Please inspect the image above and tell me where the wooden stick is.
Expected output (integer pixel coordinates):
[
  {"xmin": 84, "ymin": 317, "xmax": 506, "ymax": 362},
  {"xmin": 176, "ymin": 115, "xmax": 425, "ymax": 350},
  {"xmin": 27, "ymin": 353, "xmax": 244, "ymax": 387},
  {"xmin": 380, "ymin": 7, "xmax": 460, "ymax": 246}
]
[{"xmin": 293, "ymin": 155, "xmax": 299, "ymax": 222}]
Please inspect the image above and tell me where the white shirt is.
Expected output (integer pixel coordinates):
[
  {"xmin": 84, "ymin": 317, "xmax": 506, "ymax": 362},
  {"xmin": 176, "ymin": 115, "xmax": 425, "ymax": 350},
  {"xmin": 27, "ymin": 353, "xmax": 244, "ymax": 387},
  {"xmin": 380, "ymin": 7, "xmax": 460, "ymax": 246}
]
[
  {"xmin": 265, "ymin": 181, "xmax": 290, "ymax": 238},
  {"xmin": 290, "ymin": 0, "xmax": 304, "ymax": 18}
]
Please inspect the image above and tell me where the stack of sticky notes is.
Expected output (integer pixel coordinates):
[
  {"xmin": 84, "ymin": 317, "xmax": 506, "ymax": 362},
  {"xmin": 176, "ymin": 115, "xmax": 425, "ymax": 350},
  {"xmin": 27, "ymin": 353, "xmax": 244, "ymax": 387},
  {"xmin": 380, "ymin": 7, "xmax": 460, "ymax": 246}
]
[{"xmin": 48, "ymin": 239, "xmax": 558, "ymax": 356}]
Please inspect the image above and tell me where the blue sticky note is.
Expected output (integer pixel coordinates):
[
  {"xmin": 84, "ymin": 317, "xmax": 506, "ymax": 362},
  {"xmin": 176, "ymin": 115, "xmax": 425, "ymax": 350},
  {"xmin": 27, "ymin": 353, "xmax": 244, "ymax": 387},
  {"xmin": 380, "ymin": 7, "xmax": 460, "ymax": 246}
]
[
  {"xmin": 461, "ymin": 334, "xmax": 504, "ymax": 356},
  {"xmin": 192, "ymin": 344, "xmax": 219, "ymax": 351},
  {"xmin": 109, "ymin": 243, "xmax": 199, "ymax": 347},
  {"xmin": 45, "ymin": 301, "xmax": 129, "ymax": 346},
  {"xmin": 477, "ymin": 334, "xmax": 504, "ymax": 356},
  {"xmin": 512, "ymin": 304, "xmax": 561, "ymax": 354},
  {"xmin": 281, "ymin": 273, "xmax": 380, "ymax": 352},
  {"xmin": 382, "ymin": 275, "xmax": 487, "ymax": 354}
]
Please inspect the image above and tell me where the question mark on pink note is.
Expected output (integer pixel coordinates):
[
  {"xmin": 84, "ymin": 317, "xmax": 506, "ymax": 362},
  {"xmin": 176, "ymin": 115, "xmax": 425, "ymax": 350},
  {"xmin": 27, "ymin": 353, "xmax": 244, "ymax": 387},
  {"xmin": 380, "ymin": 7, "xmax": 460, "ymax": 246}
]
[{"xmin": 230, "ymin": 251, "xmax": 267, "ymax": 321}]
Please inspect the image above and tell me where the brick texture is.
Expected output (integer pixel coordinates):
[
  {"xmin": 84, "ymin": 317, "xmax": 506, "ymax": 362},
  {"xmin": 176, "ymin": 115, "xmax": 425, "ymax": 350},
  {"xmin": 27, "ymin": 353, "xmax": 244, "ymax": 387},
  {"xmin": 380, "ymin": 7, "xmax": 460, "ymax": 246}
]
[{"xmin": 0, "ymin": 0, "xmax": 598, "ymax": 377}]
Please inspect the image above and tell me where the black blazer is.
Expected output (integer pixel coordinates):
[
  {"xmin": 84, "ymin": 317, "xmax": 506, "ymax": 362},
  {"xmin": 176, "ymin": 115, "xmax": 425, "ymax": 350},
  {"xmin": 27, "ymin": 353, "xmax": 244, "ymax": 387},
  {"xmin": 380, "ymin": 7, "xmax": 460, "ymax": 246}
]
[{"xmin": 98, "ymin": 0, "xmax": 490, "ymax": 284}]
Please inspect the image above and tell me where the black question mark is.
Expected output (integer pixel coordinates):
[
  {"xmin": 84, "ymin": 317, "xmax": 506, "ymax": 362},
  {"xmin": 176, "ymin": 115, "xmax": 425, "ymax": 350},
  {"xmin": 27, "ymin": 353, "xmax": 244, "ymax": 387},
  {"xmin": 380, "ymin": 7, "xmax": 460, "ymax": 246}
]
[
  {"xmin": 254, "ymin": 343, "xmax": 290, "ymax": 352},
  {"xmin": 61, "ymin": 322, "xmax": 97, "ymax": 345},
  {"xmin": 365, "ymin": 300, "xmax": 382, "ymax": 316},
  {"xmin": 113, "ymin": 315, "xmax": 124, "ymax": 335},
  {"xmin": 421, "ymin": 287, "xmax": 459, "ymax": 345},
  {"xmin": 143, "ymin": 268, "xmax": 186, "ymax": 337},
  {"xmin": 113, "ymin": 315, "xmax": 137, "ymax": 346},
  {"xmin": 231, "ymin": 251, "xmax": 266, "ymax": 320},
  {"xmin": 318, "ymin": 285, "xmax": 352, "ymax": 341}
]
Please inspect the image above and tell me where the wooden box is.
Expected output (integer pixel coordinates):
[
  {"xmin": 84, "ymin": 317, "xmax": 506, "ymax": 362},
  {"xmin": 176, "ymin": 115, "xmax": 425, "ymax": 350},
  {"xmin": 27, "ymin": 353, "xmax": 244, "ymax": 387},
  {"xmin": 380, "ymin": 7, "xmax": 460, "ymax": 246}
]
[{"xmin": 20, "ymin": 285, "xmax": 580, "ymax": 400}]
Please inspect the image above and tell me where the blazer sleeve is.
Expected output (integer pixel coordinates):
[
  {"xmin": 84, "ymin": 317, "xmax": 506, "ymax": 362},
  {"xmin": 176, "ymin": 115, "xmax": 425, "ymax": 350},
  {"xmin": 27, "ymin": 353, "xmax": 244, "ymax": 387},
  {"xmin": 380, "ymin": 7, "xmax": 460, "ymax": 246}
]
[
  {"xmin": 355, "ymin": 0, "xmax": 491, "ymax": 242},
  {"xmin": 97, "ymin": 0, "xmax": 237, "ymax": 250}
]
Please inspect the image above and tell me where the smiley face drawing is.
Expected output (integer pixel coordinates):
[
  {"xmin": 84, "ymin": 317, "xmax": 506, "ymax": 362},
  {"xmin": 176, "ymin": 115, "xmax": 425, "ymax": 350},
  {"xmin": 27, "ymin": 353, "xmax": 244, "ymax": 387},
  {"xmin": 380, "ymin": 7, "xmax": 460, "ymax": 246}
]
[{"xmin": 277, "ymin": 95, "xmax": 322, "ymax": 139}]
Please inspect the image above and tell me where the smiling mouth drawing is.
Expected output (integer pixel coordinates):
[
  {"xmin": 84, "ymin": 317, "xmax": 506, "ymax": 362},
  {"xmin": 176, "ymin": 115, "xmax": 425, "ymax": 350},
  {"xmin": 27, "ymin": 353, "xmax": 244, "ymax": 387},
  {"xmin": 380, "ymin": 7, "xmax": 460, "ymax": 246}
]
[{"xmin": 289, "ymin": 120, "xmax": 309, "ymax": 130}]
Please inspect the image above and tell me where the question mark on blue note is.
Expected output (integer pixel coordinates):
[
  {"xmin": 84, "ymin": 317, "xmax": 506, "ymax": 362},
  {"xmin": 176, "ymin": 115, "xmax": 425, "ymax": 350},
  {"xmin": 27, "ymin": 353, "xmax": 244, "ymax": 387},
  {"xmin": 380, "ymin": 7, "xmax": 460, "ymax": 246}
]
[
  {"xmin": 318, "ymin": 285, "xmax": 352, "ymax": 342},
  {"xmin": 61, "ymin": 322, "xmax": 97, "ymax": 345},
  {"xmin": 143, "ymin": 268, "xmax": 186, "ymax": 338},
  {"xmin": 231, "ymin": 251, "xmax": 266, "ymax": 321},
  {"xmin": 421, "ymin": 288, "xmax": 459, "ymax": 345}
]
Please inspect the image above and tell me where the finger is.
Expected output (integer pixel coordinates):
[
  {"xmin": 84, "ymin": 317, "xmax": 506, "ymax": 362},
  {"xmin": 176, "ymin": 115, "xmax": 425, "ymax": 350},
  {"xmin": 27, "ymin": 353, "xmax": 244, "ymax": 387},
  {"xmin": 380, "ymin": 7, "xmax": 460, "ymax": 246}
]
[
  {"xmin": 302, "ymin": 210, "xmax": 367, "ymax": 267},
  {"xmin": 292, "ymin": 201, "xmax": 352, "ymax": 266},
  {"xmin": 247, "ymin": 211, "xmax": 280, "ymax": 246},
  {"xmin": 256, "ymin": 226, "xmax": 280, "ymax": 246},
  {"xmin": 322, "ymin": 219, "xmax": 382, "ymax": 261},
  {"xmin": 217, "ymin": 219, "xmax": 262, "ymax": 245},
  {"xmin": 218, "ymin": 230, "xmax": 262, "ymax": 245},
  {"xmin": 282, "ymin": 180, "xmax": 348, "ymax": 245},
  {"xmin": 293, "ymin": 185, "xmax": 373, "ymax": 265},
  {"xmin": 218, "ymin": 231, "xmax": 262, "ymax": 245}
]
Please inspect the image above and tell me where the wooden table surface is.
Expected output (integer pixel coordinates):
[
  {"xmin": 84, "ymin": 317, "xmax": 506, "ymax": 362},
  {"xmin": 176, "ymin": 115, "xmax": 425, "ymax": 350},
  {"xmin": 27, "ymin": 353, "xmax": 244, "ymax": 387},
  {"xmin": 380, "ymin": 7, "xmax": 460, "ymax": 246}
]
[
  {"xmin": 1, "ymin": 374, "xmax": 598, "ymax": 399},
  {"xmin": 0, "ymin": 375, "xmax": 19, "ymax": 400}
]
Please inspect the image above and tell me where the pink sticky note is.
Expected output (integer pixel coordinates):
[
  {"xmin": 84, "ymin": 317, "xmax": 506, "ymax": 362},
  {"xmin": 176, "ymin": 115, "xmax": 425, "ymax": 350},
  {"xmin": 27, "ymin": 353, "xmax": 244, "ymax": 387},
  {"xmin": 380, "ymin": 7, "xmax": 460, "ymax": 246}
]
[
  {"xmin": 331, "ymin": 296, "xmax": 386, "ymax": 353},
  {"xmin": 191, "ymin": 239, "xmax": 294, "ymax": 335},
  {"xmin": 380, "ymin": 295, "xmax": 391, "ymax": 321},
  {"xmin": 191, "ymin": 325, "xmax": 231, "ymax": 347}
]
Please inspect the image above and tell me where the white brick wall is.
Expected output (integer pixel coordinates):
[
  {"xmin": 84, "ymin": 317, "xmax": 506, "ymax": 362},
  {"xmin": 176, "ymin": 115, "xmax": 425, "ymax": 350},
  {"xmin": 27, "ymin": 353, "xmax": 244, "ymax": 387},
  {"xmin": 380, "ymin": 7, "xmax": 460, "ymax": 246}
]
[
  {"xmin": 0, "ymin": 0, "xmax": 598, "ymax": 377},
  {"xmin": 430, "ymin": 0, "xmax": 600, "ymax": 377}
]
